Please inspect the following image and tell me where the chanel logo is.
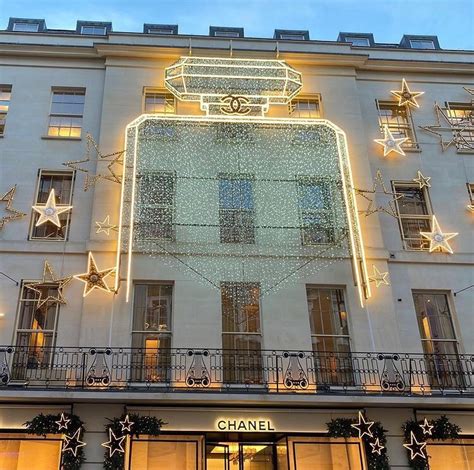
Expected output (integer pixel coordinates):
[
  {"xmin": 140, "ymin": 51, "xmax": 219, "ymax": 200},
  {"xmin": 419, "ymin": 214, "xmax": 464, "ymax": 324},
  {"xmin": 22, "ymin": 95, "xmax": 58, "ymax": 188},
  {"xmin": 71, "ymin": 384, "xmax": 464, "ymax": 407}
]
[{"xmin": 220, "ymin": 95, "xmax": 251, "ymax": 115}]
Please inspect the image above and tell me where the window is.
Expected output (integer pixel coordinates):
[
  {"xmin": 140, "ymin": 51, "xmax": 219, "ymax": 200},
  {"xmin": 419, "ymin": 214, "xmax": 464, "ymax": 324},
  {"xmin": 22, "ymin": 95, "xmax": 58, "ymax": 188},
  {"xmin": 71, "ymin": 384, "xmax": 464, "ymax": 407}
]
[
  {"xmin": 221, "ymin": 282, "xmax": 262, "ymax": 384},
  {"xmin": 444, "ymin": 102, "xmax": 474, "ymax": 151},
  {"xmin": 280, "ymin": 33, "xmax": 306, "ymax": 40},
  {"xmin": 213, "ymin": 30, "xmax": 240, "ymax": 38},
  {"xmin": 81, "ymin": 25, "xmax": 106, "ymax": 35},
  {"xmin": 12, "ymin": 284, "xmax": 60, "ymax": 378},
  {"xmin": 297, "ymin": 177, "xmax": 336, "ymax": 245},
  {"xmin": 289, "ymin": 97, "xmax": 321, "ymax": 118},
  {"xmin": 30, "ymin": 171, "xmax": 74, "ymax": 240},
  {"xmin": 306, "ymin": 287, "xmax": 353, "ymax": 386},
  {"xmin": 376, "ymin": 100, "xmax": 418, "ymax": 149},
  {"xmin": 0, "ymin": 86, "xmax": 12, "ymax": 136},
  {"xmin": 428, "ymin": 440, "xmax": 474, "ymax": 470},
  {"xmin": 345, "ymin": 36, "xmax": 370, "ymax": 46},
  {"xmin": 219, "ymin": 175, "xmax": 255, "ymax": 244},
  {"xmin": 410, "ymin": 39, "xmax": 435, "ymax": 49},
  {"xmin": 12, "ymin": 22, "xmax": 39, "ymax": 32},
  {"xmin": 393, "ymin": 183, "xmax": 431, "ymax": 250},
  {"xmin": 136, "ymin": 171, "xmax": 175, "ymax": 241},
  {"xmin": 412, "ymin": 291, "xmax": 463, "ymax": 388},
  {"xmin": 0, "ymin": 433, "xmax": 62, "ymax": 470},
  {"xmin": 147, "ymin": 28, "xmax": 174, "ymax": 34},
  {"xmin": 143, "ymin": 90, "xmax": 176, "ymax": 114},
  {"xmin": 132, "ymin": 284, "xmax": 173, "ymax": 382},
  {"xmin": 47, "ymin": 89, "xmax": 85, "ymax": 138},
  {"xmin": 467, "ymin": 183, "xmax": 474, "ymax": 207}
]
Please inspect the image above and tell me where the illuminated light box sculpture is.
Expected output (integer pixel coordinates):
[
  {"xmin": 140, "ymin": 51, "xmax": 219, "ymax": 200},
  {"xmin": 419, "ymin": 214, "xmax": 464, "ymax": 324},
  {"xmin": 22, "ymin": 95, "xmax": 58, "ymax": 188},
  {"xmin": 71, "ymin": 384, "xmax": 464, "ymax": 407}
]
[{"xmin": 117, "ymin": 57, "xmax": 370, "ymax": 305}]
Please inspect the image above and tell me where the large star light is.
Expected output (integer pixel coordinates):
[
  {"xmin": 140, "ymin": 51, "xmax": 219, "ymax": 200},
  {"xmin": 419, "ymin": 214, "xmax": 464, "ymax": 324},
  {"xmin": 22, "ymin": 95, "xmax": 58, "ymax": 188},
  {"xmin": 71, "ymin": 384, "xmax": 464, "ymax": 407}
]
[
  {"xmin": 0, "ymin": 185, "xmax": 27, "ymax": 230},
  {"xmin": 32, "ymin": 189, "xmax": 72, "ymax": 227},
  {"xmin": 351, "ymin": 411, "xmax": 374, "ymax": 439},
  {"xmin": 403, "ymin": 431, "xmax": 427, "ymax": 460},
  {"xmin": 420, "ymin": 215, "xmax": 458, "ymax": 254},
  {"xmin": 391, "ymin": 78, "xmax": 424, "ymax": 108},
  {"xmin": 74, "ymin": 252, "xmax": 116, "ymax": 296},
  {"xmin": 374, "ymin": 125, "xmax": 409, "ymax": 156}
]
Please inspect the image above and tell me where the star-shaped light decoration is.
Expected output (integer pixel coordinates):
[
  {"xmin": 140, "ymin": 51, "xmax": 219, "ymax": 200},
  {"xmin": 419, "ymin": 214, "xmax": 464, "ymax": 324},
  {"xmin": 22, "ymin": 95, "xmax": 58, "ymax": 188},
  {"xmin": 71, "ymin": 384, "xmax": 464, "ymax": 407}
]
[
  {"xmin": 403, "ymin": 431, "xmax": 427, "ymax": 461},
  {"xmin": 420, "ymin": 418, "xmax": 434, "ymax": 436},
  {"xmin": 63, "ymin": 133, "xmax": 124, "ymax": 191},
  {"xmin": 370, "ymin": 438, "xmax": 385, "ymax": 455},
  {"xmin": 413, "ymin": 171, "xmax": 431, "ymax": 189},
  {"xmin": 391, "ymin": 78, "xmax": 424, "ymax": 108},
  {"xmin": 119, "ymin": 415, "xmax": 135, "ymax": 433},
  {"xmin": 63, "ymin": 428, "xmax": 87, "ymax": 457},
  {"xmin": 32, "ymin": 189, "xmax": 73, "ymax": 228},
  {"xmin": 55, "ymin": 413, "xmax": 71, "ymax": 431},
  {"xmin": 24, "ymin": 261, "xmax": 72, "ymax": 309},
  {"xmin": 351, "ymin": 411, "xmax": 374, "ymax": 439},
  {"xmin": 467, "ymin": 204, "xmax": 474, "ymax": 213},
  {"xmin": 0, "ymin": 185, "xmax": 27, "ymax": 230},
  {"xmin": 369, "ymin": 265, "xmax": 390, "ymax": 288},
  {"xmin": 95, "ymin": 215, "xmax": 118, "ymax": 236},
  {"xmin": 355, "ymin": 169, "xmax": 403, "ymax": 218},
  {"xmin": 374, "ymin": 125, "xmax": 409, "ymax": 156},
  {"xmin": 101, "ymin": 428, "xmax": 126, "ymax": 457},
  {"xmin": 419, "ymin": 103, "xmax": 474, "ymax": 152},
  {"xmin": 420, "ymin": 216, "xmax": 458, "ymax": 254},
  {"xmin": 73, "ymin": 252, "xmax": 116, "ymax": 297}
]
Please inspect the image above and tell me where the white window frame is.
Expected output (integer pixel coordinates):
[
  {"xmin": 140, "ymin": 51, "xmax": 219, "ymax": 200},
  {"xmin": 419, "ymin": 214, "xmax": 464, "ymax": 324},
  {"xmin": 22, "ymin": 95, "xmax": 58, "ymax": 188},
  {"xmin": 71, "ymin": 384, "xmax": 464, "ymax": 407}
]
[
  {"xmin": 29, "ymin": 169, "xmax": 75, "ymax": 241},
  {"xmin": 12, "ymin": 22, "xmax": 39, "ymax": 32},
  {"xmin": 213, "ymin": 30, "xmax": 240, "ymax": 38},
  {"xmin": 147, "ymin": 28, "xmax": 174, "ymax": 35},
  {"xmin": 80, "ymin": 25, "xmax": 106, "ymax": 36},
  {"xmin": 393, "ymin": 181, "xmax": 432, "ymax": 251},
  {"xmin": 289, "ymin": 95, "xmax": 322, "ymax": 118},
  {"xmin": 280, "ymin": 33, "xmax": 306, "ymax": 40},
  {"xmin": 142, "ymin": 88, "xmax": 176, "ymax": 114},
  {"xmin": 0, "ymin": 85, "xmax": 12, "ymax": 136},
  {"xmin": 345, "ymin": 36, "xmax": 370, "ymax": 46},
  {"xmin": 409, "ymin": 39, "xmax": 435, "ymax": 49},
  {"xmin": 47, "ymin": 88, "xmax": 86, "ymax": 138},
  {"xmin": 444, "ymin": 102, "xmax": 474, "ymax": 152}
]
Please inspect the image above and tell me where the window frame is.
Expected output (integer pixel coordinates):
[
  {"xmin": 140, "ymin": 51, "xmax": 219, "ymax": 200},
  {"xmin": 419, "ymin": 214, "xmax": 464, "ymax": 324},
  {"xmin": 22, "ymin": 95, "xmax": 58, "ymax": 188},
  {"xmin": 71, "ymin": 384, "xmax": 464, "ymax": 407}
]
[
  {"xmin": 12, "ymin": 22, "xmax": 40, "ymax": 32},
  {"xmin": 392, "ymin": 181, "xmax": 433, "ymax": 251},
  {"xmin": 47, "ymin": 88, "xmax": 86, "ymax": 139},
  {"xmin": 80, "ymin": 25, "xmax": 107, "ymax": 36},
  {"xmin": 376, "ymin": 99, "xmax": 419, "ymax": 150},
  {"xmin": 289, "ymin": 95, "xmax": 322, "ymax": 118},
  {"xmin": 345, "ymin": 36, "xmax": 370, "ymax": 46},
  {"xmin": 0, "ymin": 85, "xmax": 12, "ymax": 136},
  {"xmin": 467, "ymin": 183, "xmax": 474, "ymax": 205},
  {"xmin": 29, "ymin": 169, "xmax": 75, "ymax": 241},
  {"xmin": 444, "ymin": 101, "xmax": 474, "ymax": 152},
  {"xmin": 213, "ymin": 30, "xmax": 241, "ymax": 38},
  {"xmin": 409, "ymin": 39, "xmax": 435, "ymax": 49},
  {"xmin": 280, "ymin": 33, "xmax": 306, "ymax": 41},
  {"xmin": 142, "ymin": 88, "xmax": 176, "ymax": 114}
]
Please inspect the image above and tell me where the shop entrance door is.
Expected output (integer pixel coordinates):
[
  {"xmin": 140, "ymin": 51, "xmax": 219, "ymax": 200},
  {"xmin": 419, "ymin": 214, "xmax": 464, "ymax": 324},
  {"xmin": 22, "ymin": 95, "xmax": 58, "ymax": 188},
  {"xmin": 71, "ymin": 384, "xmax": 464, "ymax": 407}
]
[{"xmin": 206, "ymin": 442, "xmax": 275, "ymax": 470}]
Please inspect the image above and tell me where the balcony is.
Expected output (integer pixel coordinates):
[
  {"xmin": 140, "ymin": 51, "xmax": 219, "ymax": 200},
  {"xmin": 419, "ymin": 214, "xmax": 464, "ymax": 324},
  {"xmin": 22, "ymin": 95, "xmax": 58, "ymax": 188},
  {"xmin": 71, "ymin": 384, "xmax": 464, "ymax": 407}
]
[{"xmin": 0, "ymin": 347, "xmax": 472, "ymax": 396}]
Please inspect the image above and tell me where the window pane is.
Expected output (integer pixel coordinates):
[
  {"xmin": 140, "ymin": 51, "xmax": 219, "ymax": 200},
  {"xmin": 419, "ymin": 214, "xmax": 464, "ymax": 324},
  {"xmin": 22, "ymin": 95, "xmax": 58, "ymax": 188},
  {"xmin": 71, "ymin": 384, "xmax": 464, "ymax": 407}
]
[
  {"xmin": 133, "ymin": 284, "xmax": 173, "ymax": 332},
  {"xmin": 306, "ymin": 287, "xmax": 348, "ymax": 336},
  {"xmin": 144, "ymin": 93, "xmax": 175, "ymax": 114},
  {"xmin": 221, "ymin": 282, "xmax": 260, "ymax": 333},
  {"xmin": 289, "ymin": 98, "xmax": 320, "ymax": 118},
  {"xmin": 377, "ymin": 102, "xmax": 417, "ymax": 146},
  {"xmin": 13, "ymin": 23, "xmax": 39, "ymax": 32},
  {"xmin": 428, "ymin": 442, "xmax": 474, "ymax": 470},
  {"xmin": 396, "ymin": 187, "xmax": 429, "ymax": 215},
  {"xmin": 130, "ymin": 440, "xmax": 198, "ymax": 470},
  {"xmin": 293, "ymin": 441, "xmax": 363, "ymax": 470}
]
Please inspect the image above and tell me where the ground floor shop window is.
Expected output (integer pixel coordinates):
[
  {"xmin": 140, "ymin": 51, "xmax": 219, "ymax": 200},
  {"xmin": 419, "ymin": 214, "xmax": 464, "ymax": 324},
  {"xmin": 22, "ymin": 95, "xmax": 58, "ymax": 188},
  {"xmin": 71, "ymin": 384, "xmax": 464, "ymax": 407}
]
[
  {"xmin": 0, "ymin": 433, "xmax": 62, "ymax": 470},
  {"xmin": 428, "ymin": 440, "xmax": 474, "ymax": 470},
  {"xmin": 128, "ymin": 436, "xmax": 202, "ymax": 470}
]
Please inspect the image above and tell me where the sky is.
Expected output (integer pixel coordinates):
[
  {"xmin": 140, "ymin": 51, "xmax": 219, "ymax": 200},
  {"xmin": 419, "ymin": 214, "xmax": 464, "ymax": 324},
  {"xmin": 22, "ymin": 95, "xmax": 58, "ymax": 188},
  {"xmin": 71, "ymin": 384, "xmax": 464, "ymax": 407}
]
[{"xmin": 0, "ymin": 0, "xmax": 473, "ymax": 50}]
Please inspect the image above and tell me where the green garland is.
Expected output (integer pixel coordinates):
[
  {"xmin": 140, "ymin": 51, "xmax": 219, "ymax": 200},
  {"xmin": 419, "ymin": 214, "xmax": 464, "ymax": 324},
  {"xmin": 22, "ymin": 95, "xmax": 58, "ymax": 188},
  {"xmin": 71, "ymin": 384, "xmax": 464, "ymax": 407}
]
[
  {"xmin": 104, "ymin": 413, "xmax": 166, "ymax": 470},
  {"xmin": 327, "ymin": 416, "xmax": 389, "ymax": 470},
  {"xmin": 402, "ymin": 415, "xmax": 461, "ymax": 470},
  {"xmin": 25, "ymin": 412, "xmax": 86, "ymax": 470}
]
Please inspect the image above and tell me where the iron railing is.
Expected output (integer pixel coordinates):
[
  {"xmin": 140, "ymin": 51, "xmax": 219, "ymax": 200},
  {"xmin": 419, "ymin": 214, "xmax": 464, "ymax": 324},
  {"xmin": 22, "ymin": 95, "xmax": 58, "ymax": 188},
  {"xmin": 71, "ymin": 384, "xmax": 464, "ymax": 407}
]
[{"xmin": 0, "ymin": 346, "xmax": 472, "ymax": 396}]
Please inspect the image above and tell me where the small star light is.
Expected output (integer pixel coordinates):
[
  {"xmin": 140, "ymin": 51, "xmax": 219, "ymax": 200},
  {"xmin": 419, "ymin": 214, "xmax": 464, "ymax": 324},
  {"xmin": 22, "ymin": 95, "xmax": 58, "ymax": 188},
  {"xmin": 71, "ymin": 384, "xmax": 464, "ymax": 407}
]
[
  {"xmin": 355, "ymin": 169, "xmax": 403, "ymax": 218},
  {"xmin": 391, "ymin": 78, "xmax": 424, "ymax": 108},
  {"xmin": 63, "ymin": 133, "xmax": 124, "ymax": 191},
  {"xmin": 95, "ymin": 215, "xmax": 118, "ymax": 236},
  {"xmin": 413, "ymin": 171, "xmax": 431, "ymax": 189},
  {"xmin": 403, "ymin": 431, "xmax": 427, "ymax": 461},
  {"xmin": 370, "ymin": 438, "xmax": 384, "ymax": 455},
  {"xmin": 374, "ymin": 125, "xmax": 409, "ymax": 157},
  {"xmin": 63, "ymin": 428, "xmax": 86, "ymax": 457},
  {"xmin": 351, "ymin": 411, "xmax": 374, "ymax": 439},
  {"xmin": 24, "ymin": 261, "xmax": 72, "ymax": 308},
  {"xmin": 420, "ymin": 418, "xmax": 434, "ymax": 436},
  {"xmin": 420, "ymin": 216, "xmax": 458, "ymax": 254},
  {"xmin": 0, "ymin": 185, "xmax": 27, "ymax": 230},
  {"xmin": 120, "ymin": 415, "xmax": 135, "ymax": 433},
  {"xmin": 55, "ymin": 413, "xmax": 71, "ymax": 431},
  {"xmin": 101, "ymin": 428, "xmax": 126, "ymax": 457},
  {"xmin": 369, "ymin": 265, "xmax": 390, "ymax": 288},
  {"xmin": 32, "ymin": 188, "xmax": 73, "ymax": 227},
  {"xmin": 73, "ymin": 252, "xmax": 116, "ymax": 296}
]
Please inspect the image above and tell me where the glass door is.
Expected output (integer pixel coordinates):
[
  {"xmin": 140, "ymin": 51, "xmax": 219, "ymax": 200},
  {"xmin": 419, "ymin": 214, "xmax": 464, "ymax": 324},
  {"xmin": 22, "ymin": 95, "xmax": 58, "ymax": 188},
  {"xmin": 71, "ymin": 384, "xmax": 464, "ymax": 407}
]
[
  {"xmin": 206, "ymin": 444, "xmax": 230, "ymax": 470},
  {"xmin": 206, "ymin": 443, "xmax": 275, "ymax": 470}
]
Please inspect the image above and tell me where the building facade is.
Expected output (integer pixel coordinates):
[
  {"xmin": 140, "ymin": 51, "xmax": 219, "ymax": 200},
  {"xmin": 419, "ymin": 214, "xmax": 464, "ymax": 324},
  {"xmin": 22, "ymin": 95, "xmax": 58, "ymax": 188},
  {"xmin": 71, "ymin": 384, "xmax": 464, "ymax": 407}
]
[{"xmin": 0, "ymin": 18, "xmax": 473, "ymax": 470}]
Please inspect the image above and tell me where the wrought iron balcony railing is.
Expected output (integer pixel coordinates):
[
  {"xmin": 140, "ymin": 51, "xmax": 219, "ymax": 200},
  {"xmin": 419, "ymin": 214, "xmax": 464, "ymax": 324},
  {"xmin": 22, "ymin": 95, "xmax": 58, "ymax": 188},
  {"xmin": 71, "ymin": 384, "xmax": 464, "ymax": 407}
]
[{"xmin": 0, "ymin": 346, "xmax": 472, "ymax": 396}]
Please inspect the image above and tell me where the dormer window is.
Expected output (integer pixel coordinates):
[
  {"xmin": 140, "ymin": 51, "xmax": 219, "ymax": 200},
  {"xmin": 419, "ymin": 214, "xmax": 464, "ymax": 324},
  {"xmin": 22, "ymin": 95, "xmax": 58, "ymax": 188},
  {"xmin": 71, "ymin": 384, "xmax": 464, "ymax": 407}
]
[
  {"xmin": 81, "ymin": 25, "xmax": 107, "ymax": 35},
  {"xmin": 12, "ymin": 22, "xmax": 39, "ymax": 32},
  {"xmin": 280, "ymin": 33, "xmax": 305, "ymax": 40},
  {"xmin": 214, "ymin": 30, "xmax": 240, "ymax": 38},
  {"xmin": 148, "ymin": 28, "xmax": 173, "ymax": 34},
  {"xmin": 144, "ymin": 24, "xmax": 178, "ymax": 35},
  {"xmin": 210, "ymin": 27, "xmax": 244, "ymax": 38},
  {"xmin": 345, "ymin": 36, "xmax": 370, "ymax": 47},
  {"xmin": 409, "ymin": 39, "xmax": 435, "ymax": 49},
  {"xmin": 274, "ymin": 30, "xmax": 309, "ymax": 41}
]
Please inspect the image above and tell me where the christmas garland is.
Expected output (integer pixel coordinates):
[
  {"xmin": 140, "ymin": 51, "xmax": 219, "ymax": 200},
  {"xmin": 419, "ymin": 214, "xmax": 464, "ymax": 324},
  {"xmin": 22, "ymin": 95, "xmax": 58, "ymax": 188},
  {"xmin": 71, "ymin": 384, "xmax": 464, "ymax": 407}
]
[
  {"xmin": 402, "ymin": 415, "xmax": 461, "ymax": 470},
  {"xmin": 103, "ymin": 413, "xmax": 166, "ymax": 470},
  {"xmin": 327, "ymin": 412, "xmax": 389, "ymax": 470},
  {"xmin": 25, "ymin": 412, "xmax": 86, "ymax": 470}
]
